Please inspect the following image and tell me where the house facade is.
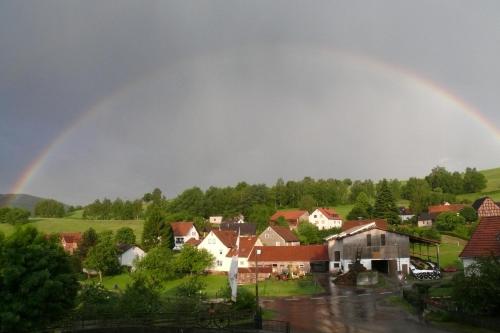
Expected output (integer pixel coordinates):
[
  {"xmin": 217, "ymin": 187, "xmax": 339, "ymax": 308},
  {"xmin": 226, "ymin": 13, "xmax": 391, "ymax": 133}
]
[
  {"xmin": 60, "ymin": 232, "xmax": 82, "ymax": 254},
  {"xmin": 226, "ymin": 235, "xmax": 262, "ymax": 268},
  {"xmin": 118, "ymin": 245, "xmax": 146, "ymax": 269},
  {"xmin": 248, "ymin": 245, "xmax": 329, "ymax": 274},
  {"xmin": 326, "ymin": 222, "xmax": 410, "ymax": 275},
  {"xmin": 219, "ymin": 222, "xmax": 257, "ymax": 235},
  {"xmin": 171, "ymin": 222, "xmax": 200, "ymax": 250},
  {"xmin": 197, "ymin": 229, "xmax": 237, "ymax": 272},
  {"xmin": 398, "ymin": 207, "xmax": 414, "ymax": 222},
  {"xmin": 209, "ymin": 216, "xmax": 223, "ymax": 224},
  {"xmin": 417, "ymin": 213, "xmax": 433, "ymax": 227},
  {"xmin": 472, "ymin": 197, "xmax": 500, "ymax": 218},
  {"xmin": 258, "ymin": 226, "xmax": 300, "ymax": 246},
  {"xmin": 270, "ymin": 210, "xmax": 309, "ymax": 230},
  {"xmin": 309, "ymin": 208, "xmax": 343, "ymax": 230},
  {"xmin": 459, "ymin": 215, "xmax": 500, "ymax": 272}
]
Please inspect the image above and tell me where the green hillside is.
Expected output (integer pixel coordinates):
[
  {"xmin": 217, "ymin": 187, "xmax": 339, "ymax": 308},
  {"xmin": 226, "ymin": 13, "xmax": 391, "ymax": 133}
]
[
  {"xmin": 457, "ymin": 167, "xmax": 500, "ymax": 202},
  {"xmin": 0, "ymin": 218, "xmax": 144, "ymax": 240}
]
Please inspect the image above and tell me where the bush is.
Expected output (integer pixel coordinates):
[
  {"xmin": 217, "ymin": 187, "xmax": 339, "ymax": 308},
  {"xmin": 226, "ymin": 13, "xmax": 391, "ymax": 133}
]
[
  {"xmin": 218, "ymin": 283, "xmax": 256, "ymax": 310},
  {"xmin": 435, "ymin": 212, "xmax": 465, "ymax": 231},
  {"xmin": 76, "ymin": 283, "xmax": 119, "ymax": 319},
  {"xmin": 175, "ymin": 276, "xmax": 207, "ymax": 299}
]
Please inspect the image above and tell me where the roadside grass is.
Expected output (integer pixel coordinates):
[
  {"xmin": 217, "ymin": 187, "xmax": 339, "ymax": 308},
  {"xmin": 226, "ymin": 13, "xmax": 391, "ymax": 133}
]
[
  {"xmin": 0, "ymin": 218, "xmax": 144, "ymax": 239},
  {"xmin": 83, "ymin": 273, "xmax": 323, "ymax": 298}
]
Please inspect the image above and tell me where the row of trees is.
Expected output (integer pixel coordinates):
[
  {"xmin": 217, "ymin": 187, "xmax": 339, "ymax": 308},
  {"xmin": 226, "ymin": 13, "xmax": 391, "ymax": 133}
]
[
  {"xmin": 82, "ymin": 198, "xmax": 143, "ymax": 220},
  {"xmin": 0, "ymin": 207, "xmax": 30, "ymax": 225},
  {"xmin": 34, "ymin": 199, "xmax": 65, "ymax": 217}
]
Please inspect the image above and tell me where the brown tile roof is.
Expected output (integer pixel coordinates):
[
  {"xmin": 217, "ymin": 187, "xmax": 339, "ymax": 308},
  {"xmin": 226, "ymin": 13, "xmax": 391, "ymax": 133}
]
[
  {"xmin": 341, "ymin": 219, "xmax": 388, "ymax": 232},
  {"xmin": 227, "ymin": 235, "xmax": 259, "ymax": 257},
  {"xmin": 317, "ymin": 208, "xmax": 340, "ymax": 219},
  {"xmin": 428, "ymin": 204, "xmax": 465, "ymax": 214},
  {"xmin": 60, "ymin": 232, "xmax": 82, "ymax": 244},
  {"xmin": 270, "ymin": 210, "xmax": 308, "ymax": 222},
  {"xmin": 270, "ymin": 226, "xmax": 299, "ymax": 242},
  {"xmin": 185, "ymin": 238, "xmax": 202, "ymax": 246},
  {"xmin": 170, "ymin": 222, "xmax": 195, "ymax": 237},
  {"xmin": 212, "ymin": 229, "xmax": 238, "ymax": 248},
  {"xmin": 249, "ymin": 245, "xmax": 329, "ymax": 262},
  {"xmin": 460, "ymin": 216, "xmax": 500, "ymax": 258}
]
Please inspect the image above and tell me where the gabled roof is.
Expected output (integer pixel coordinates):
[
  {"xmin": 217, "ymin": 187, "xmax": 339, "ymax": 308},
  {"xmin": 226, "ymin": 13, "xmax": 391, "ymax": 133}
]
[
  {"xmin": 428, "ymin": 203, "xmax": 465, "ymax": 214},
  {"xmin": 316, "ymin": 207, "xmax": 341, "ymax": 220},
  {"xmin": 60, "ymin": 232, "xmax": 82, "ymax": 243},
  {"xmin": 185, "ymin": 238, "xmax": 202, "ymax": 246},
  {"xmin": 460, "ymin": 216, "xmax": 500, "ymax": 258},
  {"xmin": 227, "ymin": 235, "xmax": 259, "ymax": 257},
  {"xmin": 472, "ymin": 197, "xmax": 489, "ymax": 210},
  {"xmin": 270, "ymin": 210, "xmax": 308, "ymax": 221},
  {"xmin": 211, "ymin": 229, "xmax": 238, "ymax": 248},
  {"xmin": 249, "ymin": 245, "xmax": 329, "ymax": 262},
  {"xmin": 220, "ymin": 222, "xmax": 256, "ymax": 235},
  {"xmin": 399, "ymin": 207, "xmax": 413, "ymax": 215},
  {"xmin": 116, "ymin": 244, "xmax": 144, "ymax": 254},
  {"xmin": 340, "ymin": 219, "xmax": 388, "ymax": 232},
  {"xmin": 269, "ymin": 226, "xmax": 299, "ymax": 242},
  {"xmin": 418, "ymin": 212, "xmax": 432, "ymax": 220},
  {"xmin": 170, "ymin": 222, "xmax": 195, "ymax": 237}
]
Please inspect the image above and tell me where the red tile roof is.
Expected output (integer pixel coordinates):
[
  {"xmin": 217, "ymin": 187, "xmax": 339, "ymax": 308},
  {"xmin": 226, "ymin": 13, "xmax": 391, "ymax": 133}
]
[
  {"xmin": 460, "ymin": 216, "xmax": 500, "ymax": 258},
  {"xmin": 185, "ymin": 238, "xmax": 202, "ymax": 246},
  {"xmin": 60, "ymin": 232, "xmax": 82, "ymax": 244},
  {"xmin": 270, "ymin": 226, "xmax": 299, "ymax": 242},
  {"xmin": 211, "ymin": 229, "xmax": 238, "ymax": 248},
  {"xmin": 227, "ymin": 235, "xmax": 259, "ymax": 257},
  {"xmin": 270, "ymin": 210, "xmax": 308, "ymax": 222},
  {"xmin": 249, "ymin": 245, "xmax": 329, "ymax": 262},
  {"xmin": 317, "ymin": 208, "xmax": 340, "ymax": 220},
  {"xmin": 170, "ymin": 222, "xmax": 195, "ymax": 237},
  {"xmin": 428, "ymin": 204, "xmax": 465, "ymax": 214},
  {"xmin": 341, "ymin": 219, "xmax": 388, "ymax": 232}
]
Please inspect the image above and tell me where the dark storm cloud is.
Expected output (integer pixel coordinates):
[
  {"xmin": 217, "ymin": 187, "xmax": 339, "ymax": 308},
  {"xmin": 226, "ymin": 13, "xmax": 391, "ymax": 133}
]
[{"xmin": 1, "ymin": 0, "xmax": 499, "ymax": 203}]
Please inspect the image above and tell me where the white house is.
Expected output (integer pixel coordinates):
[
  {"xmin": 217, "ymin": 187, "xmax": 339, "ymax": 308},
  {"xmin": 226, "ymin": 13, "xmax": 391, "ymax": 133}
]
[
  {"xmin": 209, "ymin": 216, "xmax": 223, "ymax": 224},
  {"xmin": 309, "ymin": 208, "xmax": 343, "ymax": 230},
  {"xmin": 226, "ymin": 235, "xmax": 262, "ymax": 268},
  {"xmin": 398, "ymin": 207, "xmax": 415, "ymax": 222},
  {"xmin": 171, "ymin": 222, "xmax": 200, "ymax": 250},
  {"xmin": 325, "ymin": 220, "xmax": 410, "ymax": 276},
  {"xmin": 417, "ymin": 213, "xmax": 433, "ymax": 228},
  {"xmin": 197, "ymin": 229, "xmax": 237, "ymax": 272},
  {"xmin": 118, "ymin": 245, "xmax": 146, "ymax": 270}
]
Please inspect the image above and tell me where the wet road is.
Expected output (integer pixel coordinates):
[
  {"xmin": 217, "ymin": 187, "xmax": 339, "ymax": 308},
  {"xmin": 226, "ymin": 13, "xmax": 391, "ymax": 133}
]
[{"xmin": 261, "ymin": 276, "xmax": 450, "ymax": 333}]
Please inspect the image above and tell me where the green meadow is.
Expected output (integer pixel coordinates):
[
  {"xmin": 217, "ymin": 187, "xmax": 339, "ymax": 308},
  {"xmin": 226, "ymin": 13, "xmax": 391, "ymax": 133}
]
[{"xmin": 0, "ymin": 217, "xmax": 144, "ymax": 239}]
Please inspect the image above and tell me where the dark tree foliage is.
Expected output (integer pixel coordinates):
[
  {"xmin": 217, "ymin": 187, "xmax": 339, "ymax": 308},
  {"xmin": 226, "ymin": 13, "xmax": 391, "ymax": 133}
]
[
  {"xmin": 75, "ymin": 283, "xmax": 119, "ymax": 319},
  {"xmin": 346, "ymin": 192, "xmax": 372, "ymax": 220},
  {"xmin": 83, "ymin": 198, "xmax": 143, "ymax": 220},
  {"xmin": 173, "ymin": 245, "xmax": 214, "ymax": 275},
  {"xmin": 247, "ymin": 204, "xmax": 274, "ymax": 233},
  {"xmin": 294, "ymin": 222, "xmax": 321, "ymax": 245},
  {"xmin": 76, "ymin": 227, "xmax": 98, "ymax": 260},
  {"xmin": 0, "ymin": 227, "xmax": 79, "ymax": 332},
  {"xmin": 459, "ymin": 206, "xmax": 478, "ymax": 223},
  {"xmin": 83, "ymin": 231, "xmax": 121, "ymax": 277},
  {"xmin": 118, "ymin": 278, "xmax": 162, "ymax": 316},
  {"xmin": 0, "ymin": 207, "xmax": 30, "ymax": 225},
  {"xmin": 435, "ymin": 212, "xmax": 466, "ymax": 231},
  {"xmin": 373, "ymin": 179, "xmax": 400, "ymax": 225},
  {"xmin": 452, "ymin": 257, "xmax": 500, "ymax": 316},
  {"xmin": 142, "ymin": 205, "xmax": 173, "ymax": 250},
  {"xmin": 298, "ymin": 194, "xmax": 316, "ymax": 213},
  {"xmin": 34, "ymin": 199, "xmax": 65, "ymax": 217},
  {"xmin": 114, "ymin": 227, "xmax": 136, "ymax": 245},
  {"xmin": 462, "ymin": 167, "xmax": 487, "ymax": 193}
]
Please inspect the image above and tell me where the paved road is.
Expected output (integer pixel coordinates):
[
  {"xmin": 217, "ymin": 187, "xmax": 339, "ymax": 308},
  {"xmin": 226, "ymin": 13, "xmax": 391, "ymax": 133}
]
[{"xmin": 261, "ymin": 276, "xmax": 450, "ymax": 333}]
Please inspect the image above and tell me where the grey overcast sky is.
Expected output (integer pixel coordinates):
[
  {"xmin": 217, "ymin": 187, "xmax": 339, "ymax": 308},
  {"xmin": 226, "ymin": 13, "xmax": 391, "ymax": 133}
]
[{"xmin": 1, "ymin": 0, "xmax": 500, "ymax": 204}]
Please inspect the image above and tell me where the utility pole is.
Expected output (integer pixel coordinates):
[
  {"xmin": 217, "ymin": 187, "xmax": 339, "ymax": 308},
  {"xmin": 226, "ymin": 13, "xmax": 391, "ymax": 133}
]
[{"xmin": 255, "ymin": 248, "xmax": 262, "ymax": 329}]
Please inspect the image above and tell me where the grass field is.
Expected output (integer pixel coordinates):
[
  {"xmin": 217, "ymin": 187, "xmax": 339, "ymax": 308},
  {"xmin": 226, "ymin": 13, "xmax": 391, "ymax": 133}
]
[
  {"xmin": 85, "ymin": 273, "xmax": 324, "ymax": 297},
  {"xmin": 412, "ymin": 235, "xmax": 465, "ymax": 269},
  {"xmin": 457, "ymin": 167, "xmax": 500, "ymax": 202},
  {"xmin": 0, "ymin": 218, "xmax": 144, "ymax": 239}
]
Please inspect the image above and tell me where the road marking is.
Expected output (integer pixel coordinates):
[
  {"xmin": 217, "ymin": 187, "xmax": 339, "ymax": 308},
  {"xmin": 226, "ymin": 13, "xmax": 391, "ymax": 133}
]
[
  {"xmin": 358, "ymin": 293, "xmax": 371, "ymax": 296},
  {"xmin": 379, "ymin": 291, "xmax": 393, "ymax": 295}
]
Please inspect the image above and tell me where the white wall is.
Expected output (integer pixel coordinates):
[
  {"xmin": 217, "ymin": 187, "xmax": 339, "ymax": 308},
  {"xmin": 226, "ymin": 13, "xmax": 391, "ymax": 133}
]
[
  {"xmin": 120, "ymin": 247, "xmax": 146, "ymax": 269},
  {"xmin": 309, "ymin": 209, "xmax": 342, "ymax": 230},
  {"xmin": 174, "ymin": 226, "xmax": 200, "ymax": 250},
  {"xmin": 197, "ymin": 231, "xmax": 231, "ymax": 272}
]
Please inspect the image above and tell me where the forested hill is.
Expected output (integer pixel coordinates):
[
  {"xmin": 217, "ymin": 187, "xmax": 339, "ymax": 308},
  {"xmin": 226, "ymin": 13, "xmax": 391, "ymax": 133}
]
[{"xmin": 0, "ymin": 194, "xmax": 65, "ymax": 213}]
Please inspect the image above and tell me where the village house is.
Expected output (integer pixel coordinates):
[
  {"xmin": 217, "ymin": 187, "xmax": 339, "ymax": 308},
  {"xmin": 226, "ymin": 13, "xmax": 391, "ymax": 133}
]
[
  {"xmin": 428, "ymin": 202, "xmax": 465, "ymax": 220},
  {"xmin": 209, "ymin": 216, "xmax": 223, "ymax": 224},
  {"xmin": 197, "ymin": 229, "xmax": 238, "ymax": 272},
  {"xmin": 171, "ymin": 221, "xmax": 200, "ymax": 250},
  {"xmin": 117, "ymin": 245, "xmax": 146, "ymax": 270},
  {"xmin": 258, "ymin": 225, "xmax": 300, "ymax": 246},
  {"xmin": 459, "ymin": 215, "xmax": 500, "ymax": 272},
  {"xmin": 309, "ymin": 207, "xmax": 343, "ymax": 229},
  {"xmin": 60, "ymin": 232, "xmax": 82, "ymax": 254},
  {"xmin": 226, "ymin": 235, "xmax": 262, "ymax": 268},
  {"xmin": 219, "ymin": 221, "xmax": 257, "ymax": 235},
  {"xmin": 270, "ymin": 210, "xmax": 309, "ymax": 230},
  {"xmin": 325, "ymin": 220, "xmax": 410, "ymax": 275},
  {"xmin": 417, "ymin": 212, "xmax": 433, "ymax": 227},
  {"xmin": 248, "ymin": 245, "xmax": 330, "ymax": 275},
  {"xmin": 398, "ymin": 207, "xmax": 414, "ymax": 222},
  {"xmin": 472, "ymin": 197, "xmax": 500, "ymax": 218}
]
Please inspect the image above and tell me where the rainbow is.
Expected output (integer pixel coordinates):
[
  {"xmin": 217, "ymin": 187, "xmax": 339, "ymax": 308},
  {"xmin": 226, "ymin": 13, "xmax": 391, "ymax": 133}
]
[{"xmin": 7, "ymin": 46, "xmax": 500, "ymax": 202}]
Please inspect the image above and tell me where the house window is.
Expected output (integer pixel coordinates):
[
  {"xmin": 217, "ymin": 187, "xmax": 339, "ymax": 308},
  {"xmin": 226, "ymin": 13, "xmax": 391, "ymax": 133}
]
[
  {"xmin": 216, "ymin": 260, "xmax": 223, "ymax": 266},
  {"xmin": 219, "ymin": 249, "xmax": 223, "ymax": 255},
  {"xmin": 366, "ymin": 234, "xmax": 372, "ymax": 247},
  {"xmin": 334, "ymin": 251, "xmax": 340, "ymax": 261},
  {"xmin": 240, "ymin": 261, "xmax": 244, "ymax": 265},
  {"xmin": 381, "ymin": 234, "xmax": 386, "ymax": 246},
  {"xmin": 208, "ymin": 238, "xmax": 215, "ymax": 244},
  {"xmin": 191, "ymin": 231, "xmax": 196, "ymax": 236},
  {"xmin": 314, "ymin": 215, "xmax": 317, "ymax": 218},
  {"xmin": 175, "ymin": 237, "xmax": 184, "ymax": 244},
  {"xmin": 299, "ymin": 264, "xmax": 304, "ymax": 268},
  {"xmin": 265, "ymin": 233, "xmax": 269, "ymax": 239},
  {"xmin": 334, "ymin": 263, "xmax": 340, "ymax": 268}
]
